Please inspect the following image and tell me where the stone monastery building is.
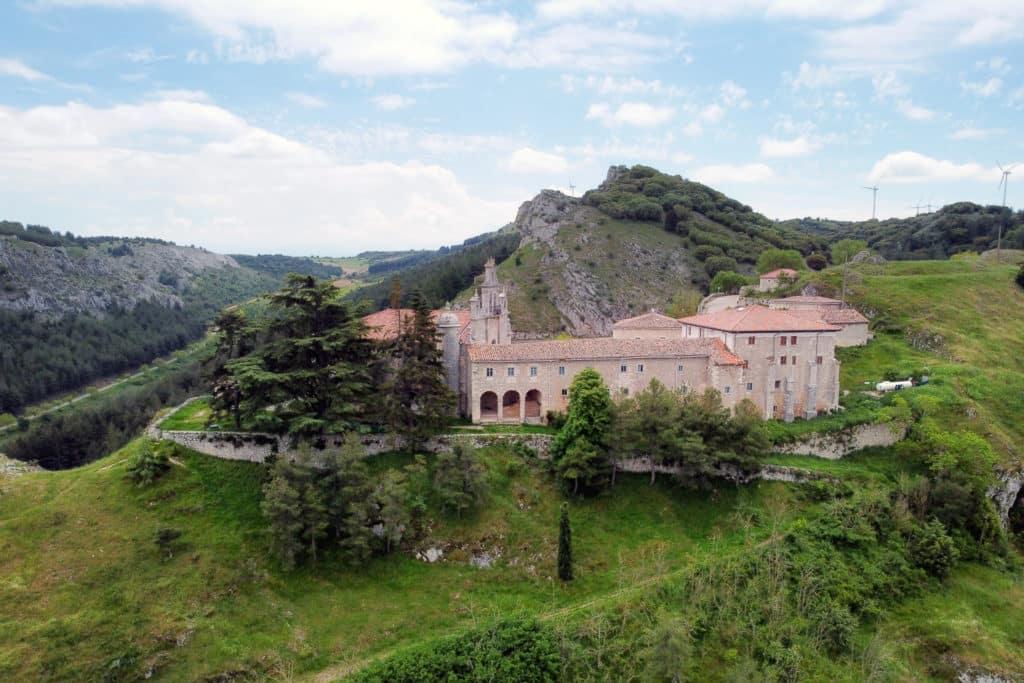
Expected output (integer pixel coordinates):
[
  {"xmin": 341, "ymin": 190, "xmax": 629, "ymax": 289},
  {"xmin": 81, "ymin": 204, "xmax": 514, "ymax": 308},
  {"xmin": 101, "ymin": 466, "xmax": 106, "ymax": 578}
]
[{"xmin": 366, "ymin": 258, "xmax": 859, "ymax": 425}]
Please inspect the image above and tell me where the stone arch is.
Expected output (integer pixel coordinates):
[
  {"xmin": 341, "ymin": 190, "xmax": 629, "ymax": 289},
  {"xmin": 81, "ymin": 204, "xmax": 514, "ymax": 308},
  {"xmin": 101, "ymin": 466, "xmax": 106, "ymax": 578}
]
[
  {"xmin": 525, "ymin": 389, "xmax": 542, "ymax": 418},
  {"xmin": 502, "ymin": 390, "xmax": 521, "ymax": 420},
  {"xmin": 480, "ymin": 391, "xmax": 498, "ymax": 420}
]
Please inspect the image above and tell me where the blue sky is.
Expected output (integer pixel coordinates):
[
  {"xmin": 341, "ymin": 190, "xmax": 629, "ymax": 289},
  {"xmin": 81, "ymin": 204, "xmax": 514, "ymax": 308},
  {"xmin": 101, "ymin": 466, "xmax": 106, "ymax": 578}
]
[{"xmin": 1, "ymin": 1, "xmax": 1022, "ymax": 255}]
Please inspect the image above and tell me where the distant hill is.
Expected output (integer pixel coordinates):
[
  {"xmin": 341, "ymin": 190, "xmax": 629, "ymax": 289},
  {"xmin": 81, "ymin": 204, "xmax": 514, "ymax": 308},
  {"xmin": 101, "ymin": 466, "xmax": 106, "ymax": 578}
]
[
  {"xmin": 0, "ymin": 222, "xmax": 278, "ymax": 413},
  {"xmin": 230, "ymin": 253, "xmax": 342, "ymax": 281},
  {"xmin": 459, "ymin": 165, "xmax": 825, "ymax": 337},
  {"xmin": 783, "ymin": 202, "xmax": 1024, "ymax": 260}
]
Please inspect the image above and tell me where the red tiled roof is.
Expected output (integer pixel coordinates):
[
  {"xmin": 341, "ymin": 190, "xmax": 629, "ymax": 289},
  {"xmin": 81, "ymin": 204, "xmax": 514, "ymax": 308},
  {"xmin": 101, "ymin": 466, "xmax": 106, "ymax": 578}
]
[
  {"xmin": 760, "ymin": 268, "xmax": 798, "ymax": 279},
  {"xmin": 679, "ymin": 305, "xmax": 841, "ymax": 332},
  {"xmin": 787, "ymin": 308, "xmax": 870, "ymax": 325},
  {"xmin": 612, "ymin": 310, "xmax": 683, "ymax": 330},
  {"xmin": 363, "ymin": 308, "xmax": 471, "ymax": 342},
  {"xmin": 466, "ymin": 337, "xmax": 744, "ymax": 366}
]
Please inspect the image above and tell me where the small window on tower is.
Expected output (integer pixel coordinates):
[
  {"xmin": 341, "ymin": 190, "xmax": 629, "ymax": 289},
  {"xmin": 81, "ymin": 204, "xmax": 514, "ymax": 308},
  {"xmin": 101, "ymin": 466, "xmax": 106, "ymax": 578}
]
[
  {"xmin": 561, "ymin": 388, "xmax": 568, "ymax": 396},
  {"xmin": 724, "ymin": 386, "xmax": 731, "ymax": 394},
  {"xmin": 774, "ymin": 380, "xmax": 781, "ymax": 389},
  {"xmin": 678, "ymin": 364, "xmax": 685, "ymax": 372},
  {"xmin": 746, "ymin": 382, "xmax": 753, "ymax": 391},
  {"xmin": 558, "ymin": 366, "xmax": 566, "ymax": 376}
]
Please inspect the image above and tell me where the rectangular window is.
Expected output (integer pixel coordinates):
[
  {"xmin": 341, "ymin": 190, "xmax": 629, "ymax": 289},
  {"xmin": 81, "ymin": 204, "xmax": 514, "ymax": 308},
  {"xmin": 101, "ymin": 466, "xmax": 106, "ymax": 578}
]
[
  {"xmin": 637, "ymin": 363, "xmax": 644, "ymax": 373},
  {"xmin": 774, "ymin": 380, "xmax": 781, "ymax": 389},
  {"xmin": 780, "ymin": 336, "xmax": 787, "ymax": 346},
  {"xmin": 620, "ymin": 364, "xmax": 627, "ymax": 373},
  {"xmin": 485, "ymin": 367, "xmax": 494, "ymax": 377},
  {"xmin": 561, "ymin": 388, "xmax": 568, "ymax": 396},
  {"xmin": 746, "ymin": 382, "xmax": 753, "ymax": 391},
  {"xmin": 816, "ymin": 356, "xmax": 823, "ymax": 365},
  {"xmin": 792, "ymin": 356, "xmax": 797, "ymax": 365},
  {"xmin": 558, "ymin": 365, "xmax": 566, "ymax": 376},
  {"xmin": 748, "ymin": 336, "xmax": 756, "ymax": 345},
  {"xmin": 790, "ymin": 335, "xmax": 797, "ymax": 345},
  {"xmin": 530, "ymin": 366, "xmax": 537, "ymax": 377},
  {"xmin": 724, "ymin": 386, "xmax": 731, "ymax": 394},
  {"xmin": 780, "ymin": 356, "xmax": 787, "ymax": 365},
  {"xmin": 507, "ymin": 367, "xmax": 515, "ymax": 377}
]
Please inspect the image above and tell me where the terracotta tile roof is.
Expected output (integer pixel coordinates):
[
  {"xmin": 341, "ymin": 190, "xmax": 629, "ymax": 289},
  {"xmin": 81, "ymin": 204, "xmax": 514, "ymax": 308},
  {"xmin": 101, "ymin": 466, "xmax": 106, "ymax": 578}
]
[
  {"xmin": 363, "ymin": 308, "xmax": 471, "ymax": 342},
  {"xmin": 760, "ymin": 268, "xmax": 799, "ymax": 279},
  {"xmin": 612, "ymin": 310, "xmax": 684, "ymax": 330},
  {"xmin": 466, "ymin": 337, "xmax": 744, "ymax": 366},
  {"xmin": 787, "ymin": 308, "xmax": 870, "ymax": 325},
  {"xmin": 679, "ymin": 305, "xmax": 841, "ymax": 332},
  {"xmin": 774, "ymin": 295, "xmax": 842, "ymax": 305}
]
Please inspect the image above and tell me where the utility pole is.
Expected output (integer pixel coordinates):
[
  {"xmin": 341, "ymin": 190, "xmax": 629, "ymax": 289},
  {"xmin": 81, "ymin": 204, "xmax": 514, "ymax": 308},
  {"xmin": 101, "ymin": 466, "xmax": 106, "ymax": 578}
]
[
  {"xmin": 911, "ymin": 203, "xmax": 924, "ymax": 217},
  {"xmin": 568, "ymin": 181, "xmax": 576, "ymax": 198},
  {"xmin": 863, "ymin": 185, "xmax": 879, "ymax": 220}
]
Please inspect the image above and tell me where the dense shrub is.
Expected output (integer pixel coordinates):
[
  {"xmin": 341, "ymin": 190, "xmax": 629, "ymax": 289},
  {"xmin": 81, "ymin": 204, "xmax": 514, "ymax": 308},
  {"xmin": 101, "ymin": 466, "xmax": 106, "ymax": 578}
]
[
  {"xmin": 704, "ymin": 255, "xmax": 739, "ymax": 278},
  {"xmin": 908, "ymin": 519, "xmax": 959, "ymax": 579},
  {"xmin": 350, "ymin": 618, "xmax": 559, "ymax": 683},
  {"xmin": 125, "ymin": 441, "xmax": 171, "ymax": 487},
  {"xmin": 710, "ymin": 270, "xmax": 748, "ymax": 294}
]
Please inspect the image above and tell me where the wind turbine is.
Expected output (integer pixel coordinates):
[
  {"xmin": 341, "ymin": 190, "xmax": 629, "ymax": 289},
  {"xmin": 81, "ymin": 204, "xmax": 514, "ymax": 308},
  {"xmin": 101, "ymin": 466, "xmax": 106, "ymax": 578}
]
[
  {"xmin": 997, "ymin": 162, "xmax": 1015, "ymax": 263},
  {"xmin": 863, "ymin": 185, "xmax": 879, "ymax": 220}
]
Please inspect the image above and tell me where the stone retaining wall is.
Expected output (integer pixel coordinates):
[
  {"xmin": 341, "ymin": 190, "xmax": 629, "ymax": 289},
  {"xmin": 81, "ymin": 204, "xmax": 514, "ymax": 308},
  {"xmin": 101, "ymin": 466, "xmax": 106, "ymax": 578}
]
[{"xmin": 774, "ymin": 422, "xmax": 904, "ymax": 460}]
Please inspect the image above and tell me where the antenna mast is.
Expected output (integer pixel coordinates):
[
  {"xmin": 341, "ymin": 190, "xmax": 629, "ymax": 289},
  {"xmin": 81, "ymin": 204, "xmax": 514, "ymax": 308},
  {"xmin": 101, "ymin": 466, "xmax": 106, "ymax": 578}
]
[{"xmin": 568, "ymin": 180, "xmax": 576, "ymax": 198}]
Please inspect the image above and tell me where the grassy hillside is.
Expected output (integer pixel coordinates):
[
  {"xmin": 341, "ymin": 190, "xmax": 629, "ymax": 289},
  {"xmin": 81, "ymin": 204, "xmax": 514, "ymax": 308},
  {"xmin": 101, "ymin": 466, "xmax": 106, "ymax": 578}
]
[{"xmin": 0, "ymin": 440, "xmax": 777, "ymax": 681}]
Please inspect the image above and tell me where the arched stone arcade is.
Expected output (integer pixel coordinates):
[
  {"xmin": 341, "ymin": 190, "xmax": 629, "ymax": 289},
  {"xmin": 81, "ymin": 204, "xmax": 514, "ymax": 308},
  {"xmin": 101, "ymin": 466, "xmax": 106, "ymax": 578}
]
[
  {"xmin": 525, "ymin": 389, "xmax": 542, "ymax": 420},
  {"xmin": 502, "ymin": 390, "xmax": 521, "ymax": 419},
  {"xmin": 480, "ymin": 391, "xmax": 498, "ymax": 421}
]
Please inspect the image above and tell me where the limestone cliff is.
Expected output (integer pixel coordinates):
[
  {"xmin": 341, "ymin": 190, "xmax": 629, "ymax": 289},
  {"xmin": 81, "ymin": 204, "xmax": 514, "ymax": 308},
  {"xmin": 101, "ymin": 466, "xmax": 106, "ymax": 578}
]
[{"xmin": 0, "ymin": 237, "xmax": 239, "ymax": 317}]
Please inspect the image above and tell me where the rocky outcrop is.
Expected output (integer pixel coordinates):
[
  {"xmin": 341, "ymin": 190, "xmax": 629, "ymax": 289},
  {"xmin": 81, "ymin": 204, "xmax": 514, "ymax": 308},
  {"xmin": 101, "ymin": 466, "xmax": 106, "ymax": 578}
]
[
  {"xmin": 0, "ymin": 236, "xmax": 238, "ymax": 317},
  {"xmin": 514, "ymin": 189, "xmax": 581, "ymax": 246},
  {"xmin": 774, "ymin": 423, "xmax": 905, "ymax": 460},
  {"xmin": 989, "ymin": 470, "xmax": 1024, "ymax": 527}
]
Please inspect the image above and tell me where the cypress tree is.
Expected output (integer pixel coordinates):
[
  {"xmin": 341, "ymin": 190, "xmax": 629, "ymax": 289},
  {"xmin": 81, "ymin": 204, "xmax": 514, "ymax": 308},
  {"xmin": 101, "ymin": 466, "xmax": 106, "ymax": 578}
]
[{"xmin": 558, "ymin": 502, "xmax": 573, "ymax": 582}]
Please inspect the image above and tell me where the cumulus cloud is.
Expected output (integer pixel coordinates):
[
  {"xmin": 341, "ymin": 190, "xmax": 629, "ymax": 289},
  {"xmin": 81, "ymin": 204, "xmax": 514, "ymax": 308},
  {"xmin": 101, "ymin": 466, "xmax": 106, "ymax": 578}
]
[
  {"xmin": 505, "ymin": 147, "xmax": 569, "ymax": 174},
  {"xmin": 961, "ymin": 77, "xmax": 1003, "ymax": 97},
  {"xmin": 786, "ymin": 62, "xmax": 840, "ymax": 90},
  {"xmin": 691, "ymin": 163, "xmax": 774, "ymax": 184},
  {"xmin": 0, "ymin": 57, "xmax": 51, "ymax": 81},
  {"xmin": 0, "ymin": 97, "xmax": 516, "ymax": 254},
  {"xmin": 561, "ymin": 74, "xmax": 686, "ymax": 97},
  {"xmin": 759, "ymin": 136, "xmax": 819, "ymax": 158},
  {"xmin": 372, "ymin": 94, "xmax": 415, "ymax": 111},
  {"xmin": 586, "ymin": 101, "xmax": 674, "ymax": 127},
  {"xmin": 866, "ymin": 151, "xmax": 997, "ymax": 183},
  {"xmin": 287, "ymin": 92, "xmax": 326, "ymax": 108},
  {"xmin": 896, "ymin": 99, "xmax": 936, "ymax": 121}
]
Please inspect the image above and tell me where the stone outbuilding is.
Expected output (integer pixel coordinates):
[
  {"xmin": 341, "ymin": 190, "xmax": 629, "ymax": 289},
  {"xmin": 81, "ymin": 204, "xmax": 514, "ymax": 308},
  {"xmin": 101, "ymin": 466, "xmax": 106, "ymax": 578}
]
[{"xmin": 758, "ymin": 268, "xmax": 799, "ymax": 292}]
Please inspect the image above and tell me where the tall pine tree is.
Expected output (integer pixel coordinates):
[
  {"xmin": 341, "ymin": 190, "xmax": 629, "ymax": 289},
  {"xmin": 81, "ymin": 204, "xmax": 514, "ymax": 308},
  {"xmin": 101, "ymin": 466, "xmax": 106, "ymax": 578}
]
[
  {"xmin": 386, "ymin": 289, "xmax": 455, "ymax": 451},
  {"xmin": 557, "ymin": 502, "xmax": 573, "ymax": 581},
  {"xmin": 552, "ymin": 368, "xmax": 612, "ymax": 495}
]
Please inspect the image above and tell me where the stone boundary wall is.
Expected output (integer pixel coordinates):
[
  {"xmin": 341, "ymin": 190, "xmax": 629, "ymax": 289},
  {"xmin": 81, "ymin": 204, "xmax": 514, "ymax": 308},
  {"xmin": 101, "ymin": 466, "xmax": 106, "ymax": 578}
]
[
  {"xmin": 774, "ymin": 422, "xmax": 904, "ymax": 460},
  {"xmin": 615, "ymin": 458, "xmax": 834, "ymax": 484}
]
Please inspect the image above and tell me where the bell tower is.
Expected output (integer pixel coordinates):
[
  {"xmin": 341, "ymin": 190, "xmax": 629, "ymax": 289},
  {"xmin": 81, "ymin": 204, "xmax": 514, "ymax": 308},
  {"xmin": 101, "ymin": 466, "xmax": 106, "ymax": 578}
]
[{"xmin": 469, "ymin": 257, "xmax": 512, "ymax": 344}]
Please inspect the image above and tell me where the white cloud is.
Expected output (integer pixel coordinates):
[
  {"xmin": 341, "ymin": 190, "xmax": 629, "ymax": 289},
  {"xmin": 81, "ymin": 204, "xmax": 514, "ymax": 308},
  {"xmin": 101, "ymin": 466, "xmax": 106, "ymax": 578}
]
[
  {"xmin": 287, "ymin": 92, "xmax": 326, "ymax": 108},
  {"xmin": 961, "ymin": 77, "xmax": 1003, "ymax": 97},
  {"xmin": 759, "ymin": 136, "xmax": 819, "ymax": 158},
  {"xmin": 691, "ymin": 163, "xmax": 774, "ymax": 184},
  {"xmin": 683, "ymin": 121, "xmax": 703, "ymax": 136},
  {"xmin": 786, "ymin": 62, "xmax": 840, "ymax": 91},
  {"xmin": 372, "ymin": 94, "xmax": 415, "ymax": 111},
  {"xmin": 872, "ymin": 71, "xmax": 907, "ymax": 100},
  {"xmin": 698, "ymin": 103, "xmax": 724, "ymax": 123},
  {"xmin": 537, "ymin": 0, "xmax": 885, "ymax": 22},
  {"xmin": 126, "ymin": 48, "xmax": 173, "ymax": 63},
  {"xmin": 977, "ymin": 56, "xmax": 1011, "ymax": 74},
  {"xmin": 506, "ymin": 147, "xmax": 569, "ymax": 174},
  {"xmin": 0, "ymin": 97, "xmax": 516, "ymax": 254},
  {"xmin": 0, "ymin": 57, "xmax": 51, "ymax": 81},
  {"xmin": 867, "ymin": 151, "xmax": 996, "ymax": 184},
  {"xmin": 186, "ymin": 49, "xmax": 210, "ymax": 64},
  {"xmin": 586, "ymin": 101, "xmax": 674, "ymax": 127},
  {"xmin": 896, "ymin": 99, "xmax": 936, "ymax": 121},
  {"xmin": 152, "ymin": 89, "xmax": 209, "ymax": 102},
  {"xmin": 949, "ymin": 126, "xmax": 1004, "ymax": 140},
  {"xmin": 561, "ymin": 74, "xmax": 686, "ymax": 97},
  {"xmin": 719, "ymin": 80, "xmax": 748, "ymax": 107}
]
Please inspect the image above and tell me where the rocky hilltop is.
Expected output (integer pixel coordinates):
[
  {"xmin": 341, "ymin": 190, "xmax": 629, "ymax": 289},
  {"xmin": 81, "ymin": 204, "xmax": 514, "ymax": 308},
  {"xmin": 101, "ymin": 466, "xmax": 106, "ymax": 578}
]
[
  {"xmin": 475, "ymin": 164, "xmax": 818, "ymax": 337},
  {"xmin": 0, "ymin": 237, "xmax": 238, "ymax": 316}
]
